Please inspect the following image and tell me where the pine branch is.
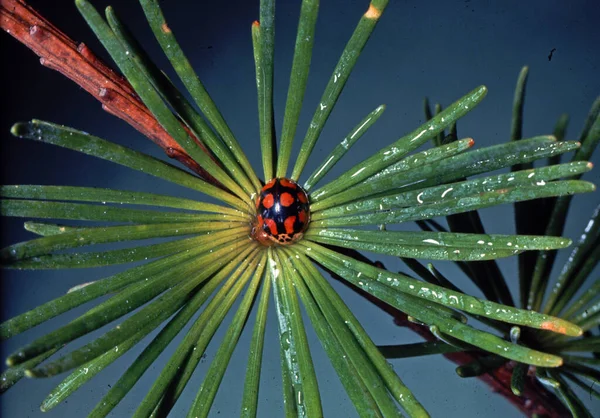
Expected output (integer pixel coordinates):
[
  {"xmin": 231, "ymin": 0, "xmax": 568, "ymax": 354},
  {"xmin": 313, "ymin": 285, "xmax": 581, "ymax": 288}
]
[
  {"xmin": 0, "ymin": 0, "xmax": 222, "ymax": 186},
  {"xmin": 0, "ymin": 2, "xmax": 579, "ymax": 417},
  {"xmin": 322, "ymin": 248, "xmax": 570, "ymax": 418}
]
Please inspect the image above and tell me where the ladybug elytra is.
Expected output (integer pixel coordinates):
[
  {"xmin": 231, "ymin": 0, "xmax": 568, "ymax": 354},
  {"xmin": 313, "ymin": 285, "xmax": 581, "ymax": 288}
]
[{"xmin": 253, "ymin": 178, "xmax": 310, "ymax": 245}]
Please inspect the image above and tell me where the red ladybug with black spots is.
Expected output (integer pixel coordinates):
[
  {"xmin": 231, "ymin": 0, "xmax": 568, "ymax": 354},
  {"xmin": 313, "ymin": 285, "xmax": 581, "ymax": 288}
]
[{"xmin": 253, "ymin": 178, "xmax": 310, "ymax": 245}]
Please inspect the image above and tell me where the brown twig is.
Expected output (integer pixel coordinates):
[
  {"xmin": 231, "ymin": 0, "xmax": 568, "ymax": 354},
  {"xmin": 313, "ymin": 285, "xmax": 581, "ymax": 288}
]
[
  {"xmin": 0, "ymin": 0, "xmax": 222, "ymax": 186},
  {"xmin": 392, "ymin": 314, "xmax": 569, "ymax": 418}
]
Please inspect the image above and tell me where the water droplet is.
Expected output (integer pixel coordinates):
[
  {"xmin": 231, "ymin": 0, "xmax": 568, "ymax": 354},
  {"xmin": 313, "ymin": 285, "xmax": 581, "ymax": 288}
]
[{"xmin": 280, "ymin": 331, "xmax": 291, "ymax": 350}]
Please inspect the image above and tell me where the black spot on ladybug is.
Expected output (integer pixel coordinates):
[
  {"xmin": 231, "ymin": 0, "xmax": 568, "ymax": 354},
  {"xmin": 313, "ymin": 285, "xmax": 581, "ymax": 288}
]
[{"xmin": 254, "ymin": 178, "xmax": 310, "ymax": 246}]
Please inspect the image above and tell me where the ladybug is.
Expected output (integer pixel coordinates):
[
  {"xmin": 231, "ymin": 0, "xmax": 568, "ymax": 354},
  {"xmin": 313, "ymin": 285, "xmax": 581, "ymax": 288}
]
[{"xmin": 253, "ymin": 178, "xmax": 310, "ymax": 245}]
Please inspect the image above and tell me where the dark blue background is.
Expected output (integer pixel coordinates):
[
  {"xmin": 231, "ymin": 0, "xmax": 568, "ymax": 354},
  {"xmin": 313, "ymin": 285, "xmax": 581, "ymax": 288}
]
[{"xmin": 1, "ymin": 0, "xmax": 599, "ymax": 416}]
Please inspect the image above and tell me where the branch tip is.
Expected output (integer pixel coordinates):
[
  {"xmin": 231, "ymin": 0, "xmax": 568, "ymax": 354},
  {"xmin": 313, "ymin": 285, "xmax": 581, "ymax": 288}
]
[{"xmin": 364, "ymin": 4, "xmax": 382, "ymax": 20}]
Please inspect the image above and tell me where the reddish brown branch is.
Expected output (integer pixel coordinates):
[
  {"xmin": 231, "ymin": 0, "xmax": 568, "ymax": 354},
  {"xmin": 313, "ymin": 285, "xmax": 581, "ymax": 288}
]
[
  {"xmin": 0, "ymin": 0, "xmax": 222, "ymax": 186},
  {"xmin": 370, "ymin": 284, "xmax": 568, "ymax": 416},
  {"xmin": 393, "ymin": 315, "xmax": 568, "ymax": 418}
]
